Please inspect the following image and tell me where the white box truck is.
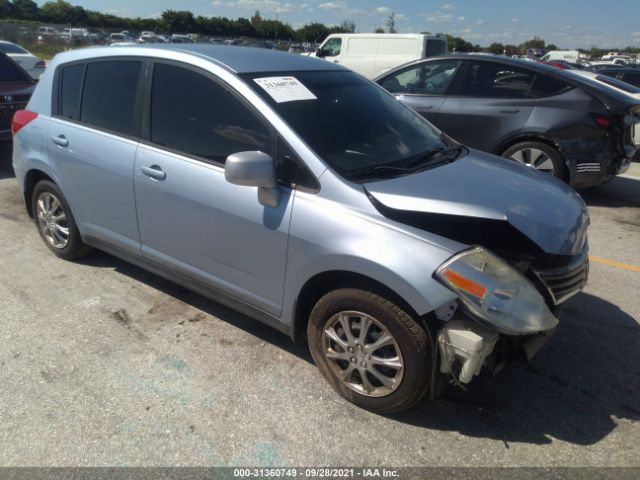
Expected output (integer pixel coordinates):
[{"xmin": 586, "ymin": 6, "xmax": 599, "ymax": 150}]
[{"xmin": 310, "ymin": 33, "xmax": 448, "ymax": 79}]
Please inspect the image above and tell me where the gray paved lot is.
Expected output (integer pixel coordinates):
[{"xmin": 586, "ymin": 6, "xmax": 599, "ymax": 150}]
[{"xmin": 0, "ymin": 144, "xmax": 639, "ymax": 467}]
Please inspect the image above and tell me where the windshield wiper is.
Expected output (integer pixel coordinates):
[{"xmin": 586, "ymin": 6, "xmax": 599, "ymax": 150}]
[
  {"xmin": 347, "ymin": 145, "xmax": 466, "ymax": 181},
  {"xmin": 398, "ymin": 145, "xmax": 466, "ymax": 171}
]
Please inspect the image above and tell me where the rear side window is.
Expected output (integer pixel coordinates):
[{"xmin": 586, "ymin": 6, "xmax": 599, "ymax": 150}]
[
  {"xmin": 150, "ymin": 63, "xmax": 270, "ymax": 164},
  {"xmin": 80, "ymin": 61, "xmax": 142, "ymax": 136},
  {"xmin": 456, "ymin": 61, "xmax": 536, "ymax": 98},
  {"xmin": 0, "ymin": 54, "xmax": 32, "ymax": 83},
  {"xmin": 59, "ymin": 64, "xmax": 84, "ymax": 120}
]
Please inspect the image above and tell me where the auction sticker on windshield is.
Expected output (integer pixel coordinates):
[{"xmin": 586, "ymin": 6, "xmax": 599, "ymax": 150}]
[{"xmin": 254, "ymin": 76, "xmax": 317, "ymax": 103}]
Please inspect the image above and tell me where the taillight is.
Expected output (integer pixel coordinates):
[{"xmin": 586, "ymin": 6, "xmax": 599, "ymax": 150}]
[
  {"xmin": 12, "ymin": 110, "xmax": 38, "ymax": 135},
  {"xmin": 592, "ymin": 114, "xmax": 611, "ymax": 128},
  {"xmin": 34, "ymin": 60, "xmax": 46, "ymax": 68}
]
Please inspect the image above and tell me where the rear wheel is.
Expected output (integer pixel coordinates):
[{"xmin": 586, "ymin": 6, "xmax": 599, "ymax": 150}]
[
  {"xmin": 307, "ymin": 288, "xmax": 431, "ymax": 414},
  {"xmin": 502, "ymin": 141, "xmax": 565, "ymax": 180},
  {"xmin": 32, "ymin": 180, "xmax": 91, "ymax": 260}
]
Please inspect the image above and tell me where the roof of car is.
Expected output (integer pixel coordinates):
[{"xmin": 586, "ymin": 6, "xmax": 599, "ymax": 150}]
[{"xmin": 50, "ymin": 44, "xmax": 346, "ymax": 74}]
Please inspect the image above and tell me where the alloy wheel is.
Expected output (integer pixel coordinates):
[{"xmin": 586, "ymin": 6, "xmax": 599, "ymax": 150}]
[
  {"xmin": 321, "ymin": 311, "xmax": 404, "ymax": 397},
  {"xmin": 509, "ymin": 147, "xmax": 556, "ymax": 175},
  {"xmin": 36, "ymin": 192, "xmax": 69, "ymax": 249}
]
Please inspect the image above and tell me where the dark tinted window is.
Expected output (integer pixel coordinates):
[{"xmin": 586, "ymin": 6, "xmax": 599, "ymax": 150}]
[
  {"xmin": 529, "ymin": 74, "xmax": 571, "ymax": 97},
  {"xmin": 0, "ymin": 54, "xmax": 32, "ymax": 83},
  {"xmin": 456, "ymin": 61, "xmax": 536, "ymax": 98},
  {"xmin": 595, "ymin": 74, "xmax": 640, "ymax": 93},
  {"xmin": 425, "ymin": 39, "xmax": 447, "ymax": 57},
  {"xmin": 80, "ymin": 61, "xmax": 141, "ymax": 136},
  {"xmin": 380, "ymin": 60, "xmax": 460, "ymax": 95},
  {"xmin": 151, "ymin": 63, "xmax": 270, "ymax": 163},
  {"xmin": 60, "ymin": 64, "xmax": 83, "ymax": 120},
  {"xmin": 621, "ymin": 72, "xmax": 640, "ymax": 87}
]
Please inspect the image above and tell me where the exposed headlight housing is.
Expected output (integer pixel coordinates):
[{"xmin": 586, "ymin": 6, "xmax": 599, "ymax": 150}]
[{"xmin": 435, "ymin": 247, "xmax": 558, "ymax": 335}]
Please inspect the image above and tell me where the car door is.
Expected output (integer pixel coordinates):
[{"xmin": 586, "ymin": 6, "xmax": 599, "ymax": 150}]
[
  {"xmin": 48, "ymin": 59, "xmax": 143, "ymax": 254},
  {"xmin": 436, "ymin": 60, "xmax": 537, "ymax": 151},
  {"xmin": 134, "ymin": 62, "xmax": 293, "ymax": 316},
  {"xmin": 377, "ymin": 59, "xmax": 461, "ymax": 123}
]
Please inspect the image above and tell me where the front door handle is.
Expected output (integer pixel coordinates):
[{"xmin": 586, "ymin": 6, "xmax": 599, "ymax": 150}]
[
  {"xmin": 500, "ymin": 109, "xmax": 520, "ymax": 114},
  {"xmin": 140, "ymin": 165, "xmax": 166, "ymax": 181},
  {"xmin": 51, "ymin": 135, "xmax": 68, "ymax": 147},
  {"xmin": 333, "ymin": 59, "xmax": 340, "ymax": 63}
]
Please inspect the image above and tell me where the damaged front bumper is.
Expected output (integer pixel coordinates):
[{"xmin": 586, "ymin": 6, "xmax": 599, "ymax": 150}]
[{"xmin": 436, "ymin": 312, "xmax": 558, "ymax": 385}]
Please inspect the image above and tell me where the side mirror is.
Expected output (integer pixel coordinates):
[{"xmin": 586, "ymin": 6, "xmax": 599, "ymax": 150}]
[
  {"xmin": 316, "ymin": 49, "xmax": 327, "ymax": 58},
  {"xmin": 225, "ymin": 151, "xmax": 280, "ymax": 208}
]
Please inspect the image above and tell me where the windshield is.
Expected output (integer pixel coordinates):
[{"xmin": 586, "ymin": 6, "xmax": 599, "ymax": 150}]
[{"xmin": 243, "ymin": 70, "xmax": 452, "ymax": 181}]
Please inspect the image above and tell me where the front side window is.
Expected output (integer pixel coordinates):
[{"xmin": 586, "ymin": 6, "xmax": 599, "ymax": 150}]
[
  {"xmin": 380, "ymin": 60, "xmax": 460, "ymax": 95},
  {"xmin": 320, "ymin": 38, "xmax": 342, "ymax": 57},
  {"xmin": 244, "ymin": 70, "xmax": 451, "ymax": 182},
  {"xmin": 456, "ymin": 61, "xmax": 537, "ymax": 98},
  {"xmin": 80, "ymin": 60, "xmax": 142, "ymax": 136},
  {"xmin": 150, "ymin": 63, "xmax": 270, "ymax": 164}
]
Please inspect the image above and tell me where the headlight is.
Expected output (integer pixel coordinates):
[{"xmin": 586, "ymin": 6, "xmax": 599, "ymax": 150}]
[{"xmin": 435, "ymin": 247, "xmax": 558, "ymax": 335}]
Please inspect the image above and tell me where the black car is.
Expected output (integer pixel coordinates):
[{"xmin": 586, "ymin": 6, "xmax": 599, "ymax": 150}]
[
  {"xmin": 0, "ymin": 53, "xmax": 35, "ymax": 142},
  {"xmin": 376, "ymin": 55, "xmax": 640, "ymax": 188},
  {"xmin": 598, "ymin": 68, "xmax": 640, "ymax": 88}
]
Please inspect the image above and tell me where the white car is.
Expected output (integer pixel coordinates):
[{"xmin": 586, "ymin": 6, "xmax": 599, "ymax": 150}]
[{"xmin": 0, "ymin": 41, "xmax": 45, "ymax": 80}]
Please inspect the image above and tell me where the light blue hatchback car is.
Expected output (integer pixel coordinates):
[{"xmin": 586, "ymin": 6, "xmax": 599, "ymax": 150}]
[{"xmin": 12, "ymin": 45, "xmax": 589, "ymax": 413}]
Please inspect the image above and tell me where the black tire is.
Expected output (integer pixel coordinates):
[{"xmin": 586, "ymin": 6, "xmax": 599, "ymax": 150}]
[
  {"xmin": 307, "ymin": 288, "xmax": 431, "ymax": 414},
  {"xmin": 502, "ymin": 141, "xmax": 566, "ymax": 180},
  {"xmin": 31, "ymin": 180, "xmax": 91, "ymax": 260}
]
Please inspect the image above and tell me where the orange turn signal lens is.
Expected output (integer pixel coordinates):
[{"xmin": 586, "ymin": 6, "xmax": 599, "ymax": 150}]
[{"xmin": 443, "ymin": 269, "xmax": 487, "ymax": 299}]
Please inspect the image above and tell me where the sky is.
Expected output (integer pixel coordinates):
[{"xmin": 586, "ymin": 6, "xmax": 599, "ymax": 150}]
[{"xmin": 36, "ymin": 0, "xmax": 640, "ymax": 48}]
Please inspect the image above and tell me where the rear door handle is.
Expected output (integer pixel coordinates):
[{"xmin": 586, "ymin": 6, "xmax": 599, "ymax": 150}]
[
  {"xmin": 140, "ymin": 165, "xmax": 166, "ymax": 181},
  {"xmin": 51, "ymin": 135, "xmax": 68, "ymax": 147},
  {"xmin": 500, "ymin": 109, "xmax": 520, "ymax": 114}
]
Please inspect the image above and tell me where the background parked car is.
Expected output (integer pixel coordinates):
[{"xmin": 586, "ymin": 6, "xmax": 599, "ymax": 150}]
[
  {"xmin": 376, "ymin": 55, "xmax": 640, "ymax": 188},
  {"xmin": 0, "ymin": 53, "xmax": 34, "ymax": 142},
  {"xmin": 0, "ymin": 40, "xmax": 45, "ymax": 80},
  {"xmin": 597, "ymin": 68, "xmax": 640, "ymax": 88}
]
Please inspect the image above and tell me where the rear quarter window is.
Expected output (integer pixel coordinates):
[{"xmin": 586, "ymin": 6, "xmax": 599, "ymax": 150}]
[
  {"xmin": 0, "ymin": 54, "xmax": 32, "ymax": 83},
  {"xmin": 529, "ymin": 75, "xmax": 571, "ymax": 97},
  {"xmin": 59, "ymin": 64, "xmax": 84, "ymax": 120}
]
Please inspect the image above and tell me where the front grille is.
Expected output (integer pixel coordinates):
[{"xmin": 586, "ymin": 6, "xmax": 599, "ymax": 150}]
[{"xmin": 535, "ymin": 255, "xmax": 589, "ymax": 305}]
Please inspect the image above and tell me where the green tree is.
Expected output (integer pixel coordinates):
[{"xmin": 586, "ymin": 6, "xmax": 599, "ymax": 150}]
[
  {"xmin": 295, "ymin": 22, "xmax": 329, "ymax": 43},
  {"xmin": 374, "ymin": 27, "xmax": 385, "ymax": 33},
  {"xmin": 161, "ymin": 10, "xmax": 196, "ymax": 33},
  {"xmin": 12, "ymin": 0, "xmax": 39, "ymax": 20},
  {"xmin": 487, "ymin": 42, "xmax": 505, "ymax": 54},
  {"xmin": 520, "ymin": 36, "xmax": 546, "ymax": 50},
  {"xmin": 0, "ymin": 0, "xmax": 14, "ymax": 18},
  {"xmin": 339, "ymin": 19, "xmax": 356, "ymax": 33},
  {"xmin": 546, "ymin": 43, "xmax": 558, "ymax": 51}
]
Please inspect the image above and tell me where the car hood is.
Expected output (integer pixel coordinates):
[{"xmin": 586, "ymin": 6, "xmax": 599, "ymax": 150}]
[{"xmin": 364, "ymin": 150, "xmax": 589, "ymax": 256}]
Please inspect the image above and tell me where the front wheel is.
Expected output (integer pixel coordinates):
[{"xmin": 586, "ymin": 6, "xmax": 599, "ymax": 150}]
[
  {"xmin": 307, "ymin": 288, "xmax": 431, "ymax": 414},
  {"xmin": 502, "ymin": 141, "xmax": 565, "ymax": 180}
]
